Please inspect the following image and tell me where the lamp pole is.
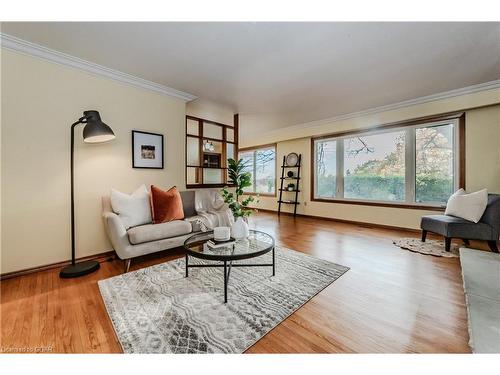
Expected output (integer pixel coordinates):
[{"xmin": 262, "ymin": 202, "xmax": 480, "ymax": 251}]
[
  {"xmin": 69, "ymin": 117, "xmax": 86, "ymax": 266},
  {"xmin": 60, "ymin": 111, "xmax": 115, "ymax": 278}
]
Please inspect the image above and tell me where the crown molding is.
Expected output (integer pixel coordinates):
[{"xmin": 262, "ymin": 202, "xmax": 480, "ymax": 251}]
[
  {"xmin": 263, "ymin": 79, "xmax": 500, "ymax": 136},
  {"xmin": 0, "ymin": 33, "xmax": 197, "ymax": 102}
]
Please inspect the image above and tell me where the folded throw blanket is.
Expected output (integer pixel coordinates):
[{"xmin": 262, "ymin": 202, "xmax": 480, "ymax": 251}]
[{"xmin": 184, "ymin": 189, "xmax": 234, "ymax": 231}]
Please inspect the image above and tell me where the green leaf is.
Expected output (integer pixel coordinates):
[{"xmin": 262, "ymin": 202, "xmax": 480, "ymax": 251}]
[{"xmin": 221, "ymin": 157, "xmax": 257, "ymax": 218}]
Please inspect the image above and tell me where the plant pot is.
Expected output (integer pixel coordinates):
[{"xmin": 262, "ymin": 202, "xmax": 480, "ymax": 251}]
[{"xmin": 231, "ymin": 217, "xmax": 249, "ymax": 240}]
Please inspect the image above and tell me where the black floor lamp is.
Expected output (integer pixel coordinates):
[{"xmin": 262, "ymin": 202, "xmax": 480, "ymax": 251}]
[{"xmin": 60, "ymin": 110, "xmax": 115, "ymax": 278}]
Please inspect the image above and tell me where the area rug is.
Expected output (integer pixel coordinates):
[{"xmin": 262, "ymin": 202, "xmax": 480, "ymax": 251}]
[
  {"xmin": 393, "ymin": 238, "xmax": 460, "ymax": 257},
  {"xmin": 98, "ymin": 247, "xmax": 349, "ymax": 353}
]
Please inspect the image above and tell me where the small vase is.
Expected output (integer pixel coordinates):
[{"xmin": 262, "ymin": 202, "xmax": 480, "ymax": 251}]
[{"xmin": 231, "ymin": 217, "xmax": 249, "ymax": 240}]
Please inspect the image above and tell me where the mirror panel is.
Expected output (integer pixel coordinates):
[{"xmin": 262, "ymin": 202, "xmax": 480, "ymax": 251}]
[
  {"xmin": 202, "ymin": 139, "xmax": 222, "ymax": 154},
  {"xmin": 186, "ymin": 119, "xmax": 199, "ymax": 136},
  {"xmin": 203, "ymin": 168, "xmax": 223, "ymax": 184},
  {"xmin": 226, "ymin": 128, "xmax": 234, "ymax": 142},
  {"xmin": 187, "ymin": 167, "xmax": 199, "ymax": 185},
  {"xmin": 187, "ymin": 137, "xmax": 200, "ymax": 166},
  {"xmin": 203, "ymin": 122, "xmax": 223, "ymax": 139},
  {"xmin": 226, "ymin": 143, "xmax": 235, "ymax": 161}
]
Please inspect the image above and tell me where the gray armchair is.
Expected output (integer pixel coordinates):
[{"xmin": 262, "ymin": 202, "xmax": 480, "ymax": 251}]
[{"xmin": 420, "ymin": 193, "xmax": 500, "ymax": 253}]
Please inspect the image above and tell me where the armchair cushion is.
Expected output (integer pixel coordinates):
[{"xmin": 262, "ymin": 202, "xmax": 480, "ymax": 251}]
[
  {"xmin": 127, "ymin": 220, "xmax": 192, "ymax": 245},
  {"xmin": 421, "ymin": 214, "xmax": 495, "ymax": 240}
]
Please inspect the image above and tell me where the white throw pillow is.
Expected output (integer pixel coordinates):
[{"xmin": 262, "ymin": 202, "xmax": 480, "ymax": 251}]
[
  {"xmin": 445, "ymin": 188, "xmax": 488, "ymax": 223},
  {"xmin": 110, "ymin": 185, "xmax": 152, "ymax": 229}
]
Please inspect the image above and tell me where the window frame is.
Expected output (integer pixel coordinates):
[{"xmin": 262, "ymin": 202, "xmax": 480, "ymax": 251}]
[
  {"xmin": 238, "ymin": 143, "xmax": 277, "ymax": 197},
  {"xmin": 311, "ymin": 112, "xmax": 465, "ymax": 210}
]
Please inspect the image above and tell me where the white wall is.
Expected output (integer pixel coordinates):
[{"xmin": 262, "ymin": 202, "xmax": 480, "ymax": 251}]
[
  {"xmin": 465, "ymin": 105, "xmax": 500, "ymax": 191},
  {"xmin": 186, "ymin": 98, "xmax": 235, "ymax": 125},
  {"xmin": 240, "ymin": 88, "xmax": 500, "ymax": 147},
  {"xmin": 1, "ymin": 49, "xmax": 187, "ymax": 273}
]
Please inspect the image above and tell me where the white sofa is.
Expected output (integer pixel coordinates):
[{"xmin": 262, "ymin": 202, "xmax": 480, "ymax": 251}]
[{"xmin": 102, "ymin": 190, "xmax": 202, "ymax": 272}]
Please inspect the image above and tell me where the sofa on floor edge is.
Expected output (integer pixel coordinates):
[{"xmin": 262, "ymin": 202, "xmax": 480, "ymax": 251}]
[{"xmin": 102, "ymin": 190, "xmax": 202, "ymax": 272}]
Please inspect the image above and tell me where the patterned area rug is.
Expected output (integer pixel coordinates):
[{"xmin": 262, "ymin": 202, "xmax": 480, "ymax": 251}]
[
  {"xmin": 393, "ymin": 238, "xmax": 460, "ymax": 257},
  {"xmin": 98, "ymin": 247, "xmax": 349, "ymax": 353}
]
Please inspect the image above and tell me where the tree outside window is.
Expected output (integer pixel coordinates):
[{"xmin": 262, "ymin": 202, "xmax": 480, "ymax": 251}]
[
  {"xmin": 240, "ymin": 147, "xmax": 276, "ymax": 195},
  {"xmin": 314, "ymin": 121, "xmax": 457, "ymax": 204}
]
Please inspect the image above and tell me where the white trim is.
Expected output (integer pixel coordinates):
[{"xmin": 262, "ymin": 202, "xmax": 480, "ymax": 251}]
[
  {"xmin": 0, "ymin": 33, "xmax": 197, "ymax": 102},
  {"xmin": 405, "ymin": 128, "xmax": 416, "ymax": 203},
  {"xmin": 336, "ymin": 139, "xmax": 344, "ymax": 198},
  {"xmin": 262, "ymin": 79, "xmax": 500, "ymax": 136}
]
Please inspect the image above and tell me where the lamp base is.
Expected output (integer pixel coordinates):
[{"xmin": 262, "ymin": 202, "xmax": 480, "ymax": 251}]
[{"xmin": 59, "ymin": 260, "xmax": 100, "ymax": 278}]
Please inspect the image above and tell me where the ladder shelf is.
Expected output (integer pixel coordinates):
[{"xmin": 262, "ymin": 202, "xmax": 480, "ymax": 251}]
[{"xmin": 277, "ymin": 154, "xmax": 301, "ymax": 216}]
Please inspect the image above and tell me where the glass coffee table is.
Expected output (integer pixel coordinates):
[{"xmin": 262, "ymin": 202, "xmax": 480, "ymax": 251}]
[{"xmin": 183, "ymin": 230, "xmax": 275, "ymax": 303}]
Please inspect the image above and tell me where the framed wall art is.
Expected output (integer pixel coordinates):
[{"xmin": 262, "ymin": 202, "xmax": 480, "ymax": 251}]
[{"xmin": 132, "ymin": 130, "xmax": 164, "ymax": 169}]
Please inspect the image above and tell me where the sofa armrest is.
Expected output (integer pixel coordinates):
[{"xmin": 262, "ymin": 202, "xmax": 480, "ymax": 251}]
[{"xmin": 103, "ymin": 211, "xmax": 131, "ymax": 260}]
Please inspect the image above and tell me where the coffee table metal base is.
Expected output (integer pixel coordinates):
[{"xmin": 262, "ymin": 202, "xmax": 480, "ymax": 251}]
[{"xmin": 185, "ymin": 247, "xmax": 275, "ymax": 303}]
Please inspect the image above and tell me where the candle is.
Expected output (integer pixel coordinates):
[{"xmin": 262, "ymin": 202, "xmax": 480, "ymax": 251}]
[{"xmin": 214, "ymin": 226, "xmax": 231, "ymax": 241}]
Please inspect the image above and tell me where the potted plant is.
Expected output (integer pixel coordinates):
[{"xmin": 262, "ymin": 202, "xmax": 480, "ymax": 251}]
[{"xmin": 221, "ymin": 158, "xmax": 258, "ymax": 239}]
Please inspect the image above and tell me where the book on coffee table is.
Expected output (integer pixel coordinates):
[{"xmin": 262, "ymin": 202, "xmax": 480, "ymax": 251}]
[{"xmin": 207, "ymin": 239, "xmax": 235, "ymax": 249}]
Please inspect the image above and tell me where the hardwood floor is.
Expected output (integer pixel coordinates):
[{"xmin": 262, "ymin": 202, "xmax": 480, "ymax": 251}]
[{"xmin": 0, "ymin": 212, "xmax": 476, "ymax": 353}]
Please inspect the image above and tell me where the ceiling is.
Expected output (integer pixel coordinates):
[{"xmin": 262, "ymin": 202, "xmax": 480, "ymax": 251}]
[{"xmin": 2, "ymin": 22, "xmax": 500, "ymax": 137}]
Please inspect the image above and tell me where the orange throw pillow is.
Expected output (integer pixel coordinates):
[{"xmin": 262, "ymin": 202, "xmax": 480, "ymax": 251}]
[{"xmin": 150, "ymin": 185, "xmax": 185, "ymax": 223}]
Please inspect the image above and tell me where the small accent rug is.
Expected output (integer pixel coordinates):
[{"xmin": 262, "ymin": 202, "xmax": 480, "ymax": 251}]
[
  {"xmin": 393, "ymin": 238, "xmax": 460, "ymax": 257},
  {"xmin": 98, "ymin": 247, "xmax": 349, "ymax": 353}
]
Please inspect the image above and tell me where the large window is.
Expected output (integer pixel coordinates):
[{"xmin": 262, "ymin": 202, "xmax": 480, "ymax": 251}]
[
  {"xmin": 344, "ymin": 131, "xmax": 406, "ymax": 201},
  {"xmin": 415, "ymin": 124, "xmax": 455, "ymax": 203},
  {"xmin": 313, "ymin": 115, "xmax": 462, "ymax": 207},
  {"xmin": 315, "ymin": 139, "xmax": 337, "ymax": 198},
  {"xmin": 239, "ymin": 145, "xmax": 276, "ymax": 195}
]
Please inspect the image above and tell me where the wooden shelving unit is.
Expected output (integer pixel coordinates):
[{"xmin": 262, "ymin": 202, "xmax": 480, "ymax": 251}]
[{"xmin": 277, "ymin": 154, "xmax": 301, "ymax": 216}]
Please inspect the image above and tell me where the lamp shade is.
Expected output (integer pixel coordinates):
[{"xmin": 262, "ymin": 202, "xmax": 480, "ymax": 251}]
[{"xmin": 82, "ymin": 110, "xmax": 115, "ymax": 143}]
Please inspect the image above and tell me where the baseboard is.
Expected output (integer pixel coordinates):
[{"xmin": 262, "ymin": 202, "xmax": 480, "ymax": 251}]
[
  {"xmin": 253, "ymin": 207, "xmax": 421, "ymax": 233},
  {"xmin": 0, "ymin": 250, "xmax": 116, "ymax": 281}
]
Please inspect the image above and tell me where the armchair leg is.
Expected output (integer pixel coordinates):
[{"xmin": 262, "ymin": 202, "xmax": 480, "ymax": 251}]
[
  {"xmin": 445, "ymin": 237, "xmax": 451, "ymax": 252},
  {"xmin": 421, "ymin": 230, "xmax": 427, "ymax": 242},
  {"xmin": 462, "ymin": 239, "xmax": 470, "ymax": 246},
  {"xmin": 487, "ymin": 241, "xmax": 499, "ymax": 253},
  {"xmin": 124, "ymin": 259, "xmax": 131, "ymax": 273}
]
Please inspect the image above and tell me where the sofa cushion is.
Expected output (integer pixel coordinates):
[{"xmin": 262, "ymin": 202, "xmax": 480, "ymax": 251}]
[
  {"xmin": 127, "ymin": 220, "xmax": 192, "ymax": 245},
  {"xmin": 180, "ymin": 190, "xmax": 197, "ymax": 217},
  {"xmin": 421, "ymin": 214, "xmax": 494, "ymax": 240}
]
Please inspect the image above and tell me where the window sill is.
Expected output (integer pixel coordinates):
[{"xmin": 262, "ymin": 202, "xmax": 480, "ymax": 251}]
[{"xmin": 311, "ymin": 198, "xmax": 445, "ymax": 211}]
